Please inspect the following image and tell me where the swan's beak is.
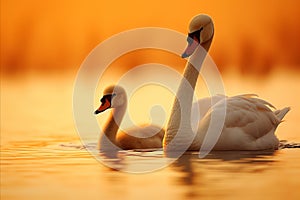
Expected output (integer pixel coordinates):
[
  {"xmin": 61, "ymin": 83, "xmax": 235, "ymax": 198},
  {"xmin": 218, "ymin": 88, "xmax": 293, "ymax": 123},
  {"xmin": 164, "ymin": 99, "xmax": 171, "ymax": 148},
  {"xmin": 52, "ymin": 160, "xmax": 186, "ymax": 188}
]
[
  {"xmin": 94, "ymin": 110, "xmax": 101, "ymax": 114},
  {"xmin": 94, "ymin": 98, "xmax": 111, "ymax": 115},
  {"xmin": 182, "ymin": 37, "xmax": 199, "ymax": 58}
]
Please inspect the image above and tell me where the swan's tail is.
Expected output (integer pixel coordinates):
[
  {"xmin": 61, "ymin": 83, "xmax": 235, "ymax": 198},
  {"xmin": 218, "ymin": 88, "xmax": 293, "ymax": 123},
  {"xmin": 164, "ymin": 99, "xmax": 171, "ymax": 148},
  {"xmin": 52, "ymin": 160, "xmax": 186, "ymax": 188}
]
[{"xmin": 274, "ymin": 107, "xmax": 290, "ymax": 121}]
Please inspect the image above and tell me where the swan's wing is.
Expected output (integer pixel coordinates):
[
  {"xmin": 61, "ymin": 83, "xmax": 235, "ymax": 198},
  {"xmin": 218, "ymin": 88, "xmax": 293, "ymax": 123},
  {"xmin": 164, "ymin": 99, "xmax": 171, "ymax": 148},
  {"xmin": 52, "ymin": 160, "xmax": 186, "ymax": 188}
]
[
  {"xmin": 220, "ymin": 96, "xmax": 280, "ymax": 139},
  {"xmin": 193, "ymin": 95, "xmax": 287, "ymax": 150},
  {"xmin": 191, "ymin": 95, "xmax": 226, "ymax": 127},
  {"xmin": 191, "ymin": 95, "xmax": 226, "ymax": 131}
]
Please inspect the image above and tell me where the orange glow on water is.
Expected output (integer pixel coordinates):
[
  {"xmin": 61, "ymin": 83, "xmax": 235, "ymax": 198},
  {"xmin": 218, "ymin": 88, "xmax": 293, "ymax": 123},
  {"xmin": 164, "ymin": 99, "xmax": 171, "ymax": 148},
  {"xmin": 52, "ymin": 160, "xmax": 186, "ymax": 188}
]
[{"xmin": 1, "ymin": 36, "xmax": 300, "ymax": 199}]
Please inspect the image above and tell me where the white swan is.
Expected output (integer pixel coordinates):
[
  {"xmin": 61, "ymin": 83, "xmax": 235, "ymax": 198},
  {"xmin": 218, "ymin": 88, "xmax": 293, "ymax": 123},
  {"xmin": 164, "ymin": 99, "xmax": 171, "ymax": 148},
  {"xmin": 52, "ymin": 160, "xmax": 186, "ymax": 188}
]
[
  {"xmin": 94, "ymin": 85, "xmax": 164, "ymax": 150},
  {"xmin": 163, "ymin": 14, "xmax": 290, "ymax": 151}
]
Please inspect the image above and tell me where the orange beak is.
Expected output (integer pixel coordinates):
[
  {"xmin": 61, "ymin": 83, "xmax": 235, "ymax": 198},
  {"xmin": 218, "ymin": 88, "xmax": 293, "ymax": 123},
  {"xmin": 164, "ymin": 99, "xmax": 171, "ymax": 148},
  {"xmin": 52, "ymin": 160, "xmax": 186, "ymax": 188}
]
[{"xmin": 94, "ymin": 98, "xmax": 111, "ymax": 114}]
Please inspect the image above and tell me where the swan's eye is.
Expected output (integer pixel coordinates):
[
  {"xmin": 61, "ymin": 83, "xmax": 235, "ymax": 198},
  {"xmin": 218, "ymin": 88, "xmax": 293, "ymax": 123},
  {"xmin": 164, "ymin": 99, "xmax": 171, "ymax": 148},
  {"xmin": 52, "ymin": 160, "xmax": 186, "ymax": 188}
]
[
  {"xmin": 187, "ymin": 27, "xmax": 203, "ymax": 44},
  {"xmin": 112, "ymin": 93, "xmax": 116, "ymax": 97},
  {"xmin": 100, "ymin": 94, "xmax": 113, "ymax": 103},
  {"xmin": 100, "ymin": 97, "xmax": 106, "ymax": 103}
]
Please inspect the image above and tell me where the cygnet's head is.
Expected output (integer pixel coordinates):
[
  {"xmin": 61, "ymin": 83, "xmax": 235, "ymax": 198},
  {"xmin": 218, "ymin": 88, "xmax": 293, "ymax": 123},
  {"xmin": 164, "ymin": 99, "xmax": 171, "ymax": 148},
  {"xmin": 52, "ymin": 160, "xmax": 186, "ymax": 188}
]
[
  {"xmin": 182, "ymin": 14, "xmax": 214, "ymax": 58},
  {"xmin": 94, "ymin": 85, "xmax": 127, "ymax": 115}
]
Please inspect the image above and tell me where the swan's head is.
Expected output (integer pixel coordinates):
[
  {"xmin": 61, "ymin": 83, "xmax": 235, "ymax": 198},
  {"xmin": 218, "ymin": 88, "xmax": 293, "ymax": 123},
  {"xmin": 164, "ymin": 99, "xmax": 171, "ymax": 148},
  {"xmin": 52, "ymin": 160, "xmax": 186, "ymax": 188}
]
[
  {"xmin": 182, "ymin": 14, "xmax": 214, "ymax": 58},
  {"xmin": 94, "ymin": 85, "xmax": 126, "ymax": 114}
]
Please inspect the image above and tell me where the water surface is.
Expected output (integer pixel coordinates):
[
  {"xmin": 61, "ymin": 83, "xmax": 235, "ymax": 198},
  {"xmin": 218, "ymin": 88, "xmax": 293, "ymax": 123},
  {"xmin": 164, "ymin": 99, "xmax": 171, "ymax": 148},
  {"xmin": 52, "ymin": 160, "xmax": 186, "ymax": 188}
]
[{"xmin": 1, "ymin": 72, "xmax": 300, "ymax": 200}]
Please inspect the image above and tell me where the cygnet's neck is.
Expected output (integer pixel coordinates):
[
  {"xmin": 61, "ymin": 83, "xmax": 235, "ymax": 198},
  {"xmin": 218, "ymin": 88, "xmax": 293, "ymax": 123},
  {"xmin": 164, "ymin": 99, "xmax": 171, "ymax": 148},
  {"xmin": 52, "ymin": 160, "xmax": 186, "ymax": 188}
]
[{"xmin": 102, "ymin": 101, "xmax": 127, "ymax": 147}]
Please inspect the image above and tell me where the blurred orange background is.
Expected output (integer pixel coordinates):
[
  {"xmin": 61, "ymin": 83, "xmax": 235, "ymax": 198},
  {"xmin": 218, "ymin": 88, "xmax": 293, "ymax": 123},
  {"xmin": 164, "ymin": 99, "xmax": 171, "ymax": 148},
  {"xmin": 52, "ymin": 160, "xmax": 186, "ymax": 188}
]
[
  {"xmin": 1, "ymin": 0, "xmax": 300, "ymax": 137},
  {"xmin": 2, "ymin": 0, "xmax": 300, "ymax": 141},
  {"xmin": 1, "ymin": 2, "xmax": 300, "ymax": 199},
  {"xmin": 1, "ymin": 0, "xmax": 300, "ymax": 76}
]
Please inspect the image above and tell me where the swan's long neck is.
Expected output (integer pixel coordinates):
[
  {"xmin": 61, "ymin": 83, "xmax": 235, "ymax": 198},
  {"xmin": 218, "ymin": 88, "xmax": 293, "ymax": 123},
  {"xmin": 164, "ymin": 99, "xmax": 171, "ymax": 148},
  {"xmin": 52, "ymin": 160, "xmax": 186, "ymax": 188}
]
[
  {"xmin": 101, "ymin": 100, "xmax": 127, "ymax": 148},
  {"xmin": 164, "ymin": 39, "xmax": 212, "ymax": 149}
]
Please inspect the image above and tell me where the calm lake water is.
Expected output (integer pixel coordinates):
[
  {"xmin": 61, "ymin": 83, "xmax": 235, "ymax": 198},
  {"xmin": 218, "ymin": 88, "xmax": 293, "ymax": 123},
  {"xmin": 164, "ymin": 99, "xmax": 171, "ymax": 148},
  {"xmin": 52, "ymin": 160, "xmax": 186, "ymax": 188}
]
[{"xmin": 1, "ymin": 71, "xmax": 300, "ymax": 200}]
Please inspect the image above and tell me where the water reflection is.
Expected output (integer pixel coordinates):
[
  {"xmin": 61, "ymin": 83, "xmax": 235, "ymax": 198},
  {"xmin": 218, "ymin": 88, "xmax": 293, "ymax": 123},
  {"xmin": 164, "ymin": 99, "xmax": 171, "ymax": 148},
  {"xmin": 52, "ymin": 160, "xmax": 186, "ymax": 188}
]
[
  {"xmin": 97, "ymin": 149, "xmax": 174, "ymax": 173},
  {"xmin": 2, "ymin": 72, "xmax": 300, "ymax": 199},
  {"xmin": 98, "ymin": 150, "xmax": 124, "ymax": 171},
  {"xmin": 171, "ymin": 151, "xmax": 277, "ymax": 199},
  {"xmin": 2, "ymin": 138, "xmax": 300, "ymax": 200},
  {"xmin": 95, "ymin": 145, "xmax": 278, "ymax": 175},
  {"xmin": 172, "ymin": 150, "xmax": 276, "ymax": 175},
  {"xmin": 95, "ymin": 139, "xmax": 300, "ymax": 174}
]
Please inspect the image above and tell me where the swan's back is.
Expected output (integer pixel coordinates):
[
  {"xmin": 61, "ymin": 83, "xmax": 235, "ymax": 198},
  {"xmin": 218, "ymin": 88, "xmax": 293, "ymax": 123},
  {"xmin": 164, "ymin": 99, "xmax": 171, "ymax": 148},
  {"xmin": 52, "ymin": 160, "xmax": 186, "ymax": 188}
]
[
  {"xmin": 117, "ymin": 125, "xmax": 165, "ymax": 150},
  {"xmin": 192, "ymin": 95, "xmax": 290, "ymax": 150}
]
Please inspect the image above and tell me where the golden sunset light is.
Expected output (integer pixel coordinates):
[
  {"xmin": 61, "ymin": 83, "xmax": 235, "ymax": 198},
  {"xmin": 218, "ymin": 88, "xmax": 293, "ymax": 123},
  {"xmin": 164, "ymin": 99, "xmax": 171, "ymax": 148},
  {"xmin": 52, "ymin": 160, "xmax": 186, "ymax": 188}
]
[
  {"xmin": 1, "ymin": 1, "xmax": 300, "ymax": 200},
  {"xmin": 1, "ymin": 0, "xmax": 300, "ymax": 75}
]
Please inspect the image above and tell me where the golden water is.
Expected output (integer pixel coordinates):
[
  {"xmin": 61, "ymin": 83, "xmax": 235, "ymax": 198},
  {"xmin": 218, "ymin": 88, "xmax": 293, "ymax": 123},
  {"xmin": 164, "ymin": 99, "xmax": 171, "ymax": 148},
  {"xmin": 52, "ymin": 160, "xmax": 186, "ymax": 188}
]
[{"xmin": 1, "ymin": 71, "xmax": 300, "ymax": 200}]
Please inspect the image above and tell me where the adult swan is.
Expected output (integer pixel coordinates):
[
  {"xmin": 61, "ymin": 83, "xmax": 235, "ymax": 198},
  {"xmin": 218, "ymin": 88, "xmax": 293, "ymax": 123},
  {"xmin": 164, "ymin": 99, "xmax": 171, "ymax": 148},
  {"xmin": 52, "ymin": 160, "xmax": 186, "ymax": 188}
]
[{"xmin": 163, "ymin": 14, "xmax": 290, "ymax": 151}]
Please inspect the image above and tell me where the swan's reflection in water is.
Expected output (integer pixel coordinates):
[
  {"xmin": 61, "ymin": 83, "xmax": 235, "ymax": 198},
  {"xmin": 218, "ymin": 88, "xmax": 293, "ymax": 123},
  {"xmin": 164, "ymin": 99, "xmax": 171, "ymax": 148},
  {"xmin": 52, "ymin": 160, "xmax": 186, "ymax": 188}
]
[
  {"xmin": 173, "ymin": 150, "xmax": 276, "ymax": 177},
  {"xmin": 170, "ymin": 150, "xmax": 277, "ymax": 198},
  {"xmin": 97, "ymin": 148, "xmax": 279, "ymax": 198},
  {"xmin": 99, "ymin": 150, "xmax": 123, "ymax": 171},
  {"xmin": 2, "ymin": 139, "xmax": 300, "ymax": 200},
  {"xmin": 97, "ymin": 148, "xmax": 276, "ymax": 174},
  {"xmin": 98, "ymin": 148, "xmax": 174, "ymax": 173}
]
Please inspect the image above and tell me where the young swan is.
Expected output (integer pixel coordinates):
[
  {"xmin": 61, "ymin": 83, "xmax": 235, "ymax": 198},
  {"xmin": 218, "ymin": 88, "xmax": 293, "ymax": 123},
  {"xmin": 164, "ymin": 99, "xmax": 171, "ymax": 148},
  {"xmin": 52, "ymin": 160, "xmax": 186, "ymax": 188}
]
[
  {"xmin": 164, "ymin": 14, "xmax": 290, "ymax": 151},
  {"xmin": 94, "ymin": 85, "xmax": 164, "ymax": 150}
]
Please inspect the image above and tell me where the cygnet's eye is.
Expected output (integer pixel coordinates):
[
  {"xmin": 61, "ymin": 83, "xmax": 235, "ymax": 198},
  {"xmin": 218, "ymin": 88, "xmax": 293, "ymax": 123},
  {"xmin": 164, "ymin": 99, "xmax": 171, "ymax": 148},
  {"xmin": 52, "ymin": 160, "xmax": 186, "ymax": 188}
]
[
  {"xmin": 100, "ymin": 97, "xmax": 105, "ymax": 103},
  {"xmin": 100, "ymin": 94, "xmax": 113, "ymax": 103}
]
